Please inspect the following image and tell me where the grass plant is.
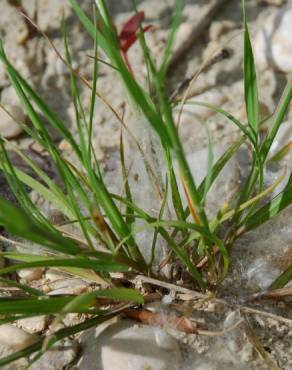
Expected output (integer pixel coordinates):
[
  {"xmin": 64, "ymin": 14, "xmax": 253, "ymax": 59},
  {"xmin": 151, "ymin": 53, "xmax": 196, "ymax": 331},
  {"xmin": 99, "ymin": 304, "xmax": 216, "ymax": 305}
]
[{"xmin": 0, "ymin": 0, "xmax": 291, "ymax": 366}]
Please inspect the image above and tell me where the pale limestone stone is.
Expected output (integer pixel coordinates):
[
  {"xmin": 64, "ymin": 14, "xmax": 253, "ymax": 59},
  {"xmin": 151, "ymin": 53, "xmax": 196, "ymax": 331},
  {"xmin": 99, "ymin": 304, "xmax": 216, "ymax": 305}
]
[
  {"xmin": 47, "ymin": 278, "xmax": 89, "ymax": 296},
  {"xmin": 31, "ymin": 341, "xmax": 77, "ymax": 370},
  {"xmin": 37, "ymin": 0, "xmax": 70, "ymax": 32},
  {"xmin": 17, "ymin": 315, "xmax": 49, "ymax": 334},
  {"xmin": 78, "ymin": 320, "xmax": 182, "ymax": 370},
  {"xmin": 0, "ymin": 324, "xmax": 38, "ymax": 351},
  {"xmin": 0, "ymin": 105, "xmax": 25, "ymax": 139},
  {"xmin": 255, "ymin": 7, "xmax": 292, "ymax": 72},
  {"xmin": 176, "ymin": 88, "xmax": 228, "ymax": 120},
  {"xmin": 18, "ymin": 268, "xmax": 43, "ymax": 283}
]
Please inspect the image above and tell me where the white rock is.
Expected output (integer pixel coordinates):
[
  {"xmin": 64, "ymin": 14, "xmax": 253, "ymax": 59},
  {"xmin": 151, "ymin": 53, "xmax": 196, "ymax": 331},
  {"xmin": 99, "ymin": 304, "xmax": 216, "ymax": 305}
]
[
  {"xmin": 176, "ymin": 89, "xmax": 228, "ymax": 120},
  {"xmin": 224, "ymin": 311, "xmax": 239, "ymax": 329},
  {"xmin": 227, "ymin": 339, "xmax": 240, "ymax": 353},
  {"xmin": 17, "ymin": 315, "xmax": 49, "ymax": 334},
  {"xmin": 173, "ymin": 22, "xmax": 193, "ymax": 55},
  {"xmin": 246, "ymin": 258, "xmax": 281, "ymax": 290},
  {"xmin": 0, "ymin": 0, "xmax": 29, "ymax": 45},
  {"xmin": 47, "ymin": 278, "xmax": 89, "ymax": 296},
  {"xmin": 18, "ymin": 268, "xmax": 43, "ymax": 283},
  {"xmin": 254, "ymin": 7, "xmax": 292, "ymax": 72},
  {"xmin": 45, "ymin": 269, "xmax": 71, "ymax": 282},
  {"xmin": 78, "ymin": 320, "xmax": 182, "ymax": 370},
  {"xmin": 140, "ymin": 0, "xmax": 171, "ymax": 20},
  {"xmin": 37, "ymin": 0, "xmax": 70, "ymax": 32},
  {"xmin": 154, "ymin": 328, "xmax": 178, "ymax": 352},
  {"xmin": 0, "ymin": 104, "xmax": 25, "ymax": 139},
  {"xmin": 31, "ymin": 341, "xmax": 77, "ymax": 370},
  {"xmin": 0, "ymin": 1, "xmax": 30, "ymax": 88},
  {"xmin": 239, "ymin": 343, "xmax": 254, "ymax": 362},
  {"xmin": 22, "ymin": 0, "xmax": 37, "ymax": 19},
  {"xmin": 0, "ymin": 324, "xmax": 38, "ymax": 351}
]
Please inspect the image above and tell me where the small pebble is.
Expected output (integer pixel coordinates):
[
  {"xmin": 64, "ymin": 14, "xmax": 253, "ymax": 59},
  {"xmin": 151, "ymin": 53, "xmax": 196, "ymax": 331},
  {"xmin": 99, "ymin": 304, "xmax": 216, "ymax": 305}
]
[
  {"xmin": 45, "ymin": 269, "xmax": 71, "ymax": 282},
  {"xmin": 0, "ymin": 104, "xmax": 25, "ymax": 139},
  {"xmin": 30, "ymin": 141, "xmax": 46, "ymax": 154},
  {"xmin": 58, "ymin": 139, "xmax": 72, "ymax": 152},
  {"xmin": 240, "ymin": 344, "xmax": 254, "ymax": 362},
  {"xmin": 17, "ymin": 315, "xmax": 49, "ymax": 334},
  {"xmin": 155, "ymin": 328, "xmax": 178, "ymax": 352},
  {"xmin": 18, "ymin": 268, "xmax": 43, "ymax": 283},
  {"xmin": 254, "ymin": 7, "xmax": 292, "ymax": 72},
  {"xmin": 47, "ymin": 208, "xmax": 67, "ymax": 226},
  {"xmin": 227, "ymin": 339, "xmax": 240, "ymax": 353},
  {"xmin": 0, "ymin": 324, "xmax": 39, "ymax": 351},
  {"xmin": 47, "ymin": 278, "xmax": 89, "ymax": 296},
  {"xmin": 141, "ymin": 0, "xmax": 171, "ymax": 20},
  {"xmin": 78, "ymin": 320, "xmax": 182, "ymax": 370},
  {"xmin": 31, "ymin": 340, "xmax": 78, "ymax": 370},
  {"xmin": 224, "ymin": 311, "xmax": 239, "ymax": 328}
]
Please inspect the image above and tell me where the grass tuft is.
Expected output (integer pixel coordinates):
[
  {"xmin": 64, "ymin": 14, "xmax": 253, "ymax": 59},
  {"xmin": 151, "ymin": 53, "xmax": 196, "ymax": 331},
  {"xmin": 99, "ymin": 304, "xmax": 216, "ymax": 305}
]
[{"xmin": 0, "ymin": 0, "xmax": 290, "ymax": 366}]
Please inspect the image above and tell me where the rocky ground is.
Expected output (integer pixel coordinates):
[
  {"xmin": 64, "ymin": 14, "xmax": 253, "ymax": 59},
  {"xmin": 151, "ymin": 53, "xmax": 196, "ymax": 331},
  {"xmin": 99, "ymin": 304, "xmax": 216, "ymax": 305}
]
[{"xmin": 0, "ymin": 0, "xmax": 291, "ymax": 369}]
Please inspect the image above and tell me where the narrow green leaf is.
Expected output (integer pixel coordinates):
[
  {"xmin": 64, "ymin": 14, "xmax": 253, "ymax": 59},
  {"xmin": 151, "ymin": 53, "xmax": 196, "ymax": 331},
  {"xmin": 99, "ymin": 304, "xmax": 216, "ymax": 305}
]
[
  {"xmin": 0, "ymin": 196, "xmax": 80, "ymax": 254},
  {"xmin": 244, "ymin": 174, "xmax": 292, "ymax": 232},
  {"xmin": 261, "ymin": 76, "xmax": 292, "ymax": 159},
  {"xmin": 270, "ymin": 267, "xmax": 292, "ymax": 290},
  {"xmin": 0, "ymin": 258, "xmax": 129, "ymax": 276},
  {"xmin": 158, "ymin": 0, "xmax": 182, "ymax": 78},
  {"xmin": 120, "ymin": 131, "xmax": 135, "ymax": 228},
  {"xmin": 0, "ymin": 296, "xmax": 74, "ymax": 315},
  {"xmin": 202, "ymin": 129, "xmax": 214, "ymax": 205},
  {"xmin": 242, "ymin": 0, "xmax": 259, "ymax": 139}
]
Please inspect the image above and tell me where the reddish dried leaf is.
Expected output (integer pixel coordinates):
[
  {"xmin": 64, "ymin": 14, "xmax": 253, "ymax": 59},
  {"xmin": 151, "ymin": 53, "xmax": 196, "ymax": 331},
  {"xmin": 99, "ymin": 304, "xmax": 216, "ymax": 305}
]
[
  {"xmin": 119, "ymin": 11, "xmax": 145, "ymax": 48},
  {"xmin": 119, "ymin": 11, "xmax": 152, "ymax": 52},
  {"xmin": 124, "ymin": 309, "xmax": 199, "ymax": 334}
]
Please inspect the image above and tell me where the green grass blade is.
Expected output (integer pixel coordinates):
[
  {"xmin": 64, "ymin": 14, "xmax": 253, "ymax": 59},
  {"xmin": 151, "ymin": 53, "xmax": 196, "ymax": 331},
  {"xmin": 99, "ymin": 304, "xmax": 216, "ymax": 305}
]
[
  {"xmin": 202, "ymin": 129, "xmax": 214, "ymax": 205},
  {"xmin": 184, "ymin": 101, "xmax": 255, "ymax": 145},
  {"xmin": 158, "ymin": 0, "xmax": 182, "ymax": 78},
  {"xmin": 269, "ymin": 267, "xmax": 292, "ymax": 290},
  {"xmin": 0, "ymin": 297, "xmax": 76, "ymax": 315},
  {"xmin": 243, "ymin": 174, "xmax": 292, "ymax": 232},
  {"xmin": 149, "ymin": 175, "xmax": 169, "ymax": 268},
  {"xmin": 70, "ymin": 0, "xmax": 172, "ymax": 147},
  {"xmin": 0, "ymin": 162, "xmax": 70, "ymax": 217},
  {"xmin": 0, "ymin": 258, "xmax": 129, "ymax": 276},
  {"xmin": 261, "ymin": 76, "xmax": 292, "ymax": 160},
  {"xmin": 0, "ymin": 196, "xmax": 80, "ymax": 254},
  {"xmin": 242, "ymin": 0, "xmax": 259, "ymax": 140},
  {"xmin": 88, "ymin": 9, "xmax": 99, "ymax": 159},
  {"xmin": 0, "ymin": 142, "xmax": 59, "ymax": 231},
  {"xmin": 61, "ymin": 287, "xmax": 143, "ymax": 316},
  {"xmin": 120, "ymin": 131, "xmax": 135, "ymax": 229},
  {"xmin": 0, "ymin": 42, "xmax": 81, "ymax": 159},
  {"xmin": 166, "ymin": 148, "xmax": 186, "ymax": 223},
  {"xmin": 198, "ymin": 135, "xmax": 246, "ymax": 196},
  {"xmin": 267, "ymin": 141, "xmax": 292, "ymax": 164},
  {"xmin": 0, "ymin": 288, "xmax": 141, "ymax": 316}
]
